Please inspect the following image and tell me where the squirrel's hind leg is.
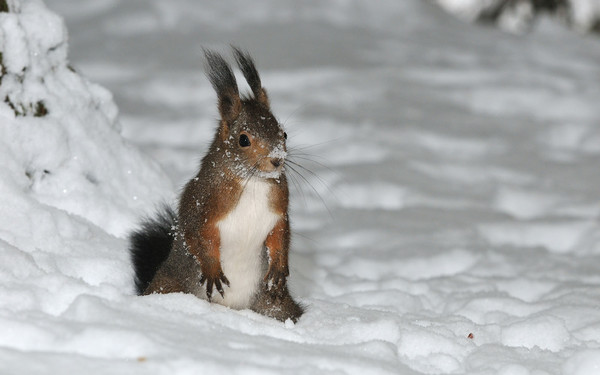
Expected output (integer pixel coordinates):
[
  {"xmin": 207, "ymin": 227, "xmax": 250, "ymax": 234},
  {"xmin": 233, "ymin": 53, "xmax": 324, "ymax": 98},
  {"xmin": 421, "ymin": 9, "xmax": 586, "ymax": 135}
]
[
  {"xmin": 142, "ymin": 241, "xmax": 204, "ymax": 296},
  {"xmin": 142, "ymin": 268, "xmax": 188, "ymax": 295},
  {"xmin": 251, "ymin": 285, "xmax": 304, "ymax": 323}
]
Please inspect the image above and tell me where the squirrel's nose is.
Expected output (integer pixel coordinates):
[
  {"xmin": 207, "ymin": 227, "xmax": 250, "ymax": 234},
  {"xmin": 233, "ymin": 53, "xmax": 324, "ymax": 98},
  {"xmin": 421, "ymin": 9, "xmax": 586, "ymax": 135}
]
[{"xmin": 271, "ymin": 158, "xmax": 283, "ymax": 168}]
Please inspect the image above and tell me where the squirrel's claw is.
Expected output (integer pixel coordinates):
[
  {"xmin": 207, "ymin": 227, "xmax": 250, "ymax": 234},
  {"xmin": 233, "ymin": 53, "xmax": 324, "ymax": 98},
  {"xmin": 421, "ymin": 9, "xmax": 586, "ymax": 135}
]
[
  {"xmin": 215, "ymin": 274, "xmax": 230, "ymax": 298},
  {"xmin": 200, "ymin": 272, "xmax": 230, "ymax": 301},
  {"xmin": 221, "ymin": 273, "xmax": 230, "ymax": 287}
]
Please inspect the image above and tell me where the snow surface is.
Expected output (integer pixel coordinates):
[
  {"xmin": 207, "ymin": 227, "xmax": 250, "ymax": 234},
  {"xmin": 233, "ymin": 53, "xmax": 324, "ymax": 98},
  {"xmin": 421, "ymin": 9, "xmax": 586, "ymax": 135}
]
[{"xmin": 2, "ymin": 0, "xmax": 600, "ymax": 374}]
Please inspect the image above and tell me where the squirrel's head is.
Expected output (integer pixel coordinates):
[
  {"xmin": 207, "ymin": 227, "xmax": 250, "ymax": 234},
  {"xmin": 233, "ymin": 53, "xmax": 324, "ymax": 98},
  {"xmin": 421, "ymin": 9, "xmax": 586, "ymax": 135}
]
[{"xmin": 205, "ymin": 48, "xmax": 287, "ymax": 180}]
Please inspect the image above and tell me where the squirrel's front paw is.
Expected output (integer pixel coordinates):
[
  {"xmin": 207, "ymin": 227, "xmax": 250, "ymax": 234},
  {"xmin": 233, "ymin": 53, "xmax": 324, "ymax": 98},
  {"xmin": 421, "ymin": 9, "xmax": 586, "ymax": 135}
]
[
  {"xmin": 264, "ymin": 265, "xmax": 289, "ymax": 297},
  {"xmin": 200, "ymin": 271, "xmax": 230, "ymax": 301}
]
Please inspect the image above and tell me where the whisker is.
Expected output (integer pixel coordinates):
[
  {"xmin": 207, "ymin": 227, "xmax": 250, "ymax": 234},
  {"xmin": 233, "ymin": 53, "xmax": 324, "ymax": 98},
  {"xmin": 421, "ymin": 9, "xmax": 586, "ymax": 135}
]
[
  {"xmin": 288, "ymin": 137, "xmax": 343, "ymax": 152},
  {"xmin": 291, "ymin": 229, "xmax": 322, "ymax": 246},
  {"xmin": 287, "ymin": 147, "xmax": 325, "ymax": 157},
  {"xmin": 285, "ymin": 159, "xmax": 337, "ymax": 200},
  {"xmin": 239, "ymin": 157, "xmax": 263, "ymax": 203},
  {"xmin": 281, "ymin": 105, "xmax": 308, "ymax": 128},
  {"xmin": 286, "ymin": 165, "xmax": 307, "ymax": 206},
  {"xmin": 285, "ymin": 162, "xmax": 333, "ymax": 218},
  {"xmin": 287, "ymin": 154, "xmax": 335, "ymax": 173},
  {"xmin": 287, "ymin": 149, "xmax": 328, "ymax": 162}
]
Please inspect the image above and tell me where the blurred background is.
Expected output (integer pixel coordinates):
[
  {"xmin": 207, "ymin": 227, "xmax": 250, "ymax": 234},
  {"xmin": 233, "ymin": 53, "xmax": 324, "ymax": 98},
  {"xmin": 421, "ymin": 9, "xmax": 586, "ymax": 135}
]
[{"xmin": 437, "ymin": 0, "xmax": 600, "ymax": 34}]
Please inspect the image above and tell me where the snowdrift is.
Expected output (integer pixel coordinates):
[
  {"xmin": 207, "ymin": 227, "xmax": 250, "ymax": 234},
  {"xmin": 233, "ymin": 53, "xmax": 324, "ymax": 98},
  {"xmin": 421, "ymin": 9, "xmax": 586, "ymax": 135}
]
[{"xmin": 0, "ymin": 0, "xmax": 171, "ymax": 349}]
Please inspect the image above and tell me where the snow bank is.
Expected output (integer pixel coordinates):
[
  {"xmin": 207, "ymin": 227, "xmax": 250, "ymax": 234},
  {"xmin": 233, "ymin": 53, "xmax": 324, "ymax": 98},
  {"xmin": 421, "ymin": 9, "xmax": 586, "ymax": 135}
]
[{"xmin": 0, "ymin": 0, "xmax": 171, "ymax": 328}]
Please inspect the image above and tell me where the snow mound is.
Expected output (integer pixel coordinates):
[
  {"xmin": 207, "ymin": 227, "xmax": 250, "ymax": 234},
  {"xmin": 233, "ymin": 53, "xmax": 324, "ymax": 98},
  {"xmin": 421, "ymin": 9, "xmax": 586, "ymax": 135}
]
[{"xmin": 0, "ymin": 0, "xmax": 171, "ymax": 319}]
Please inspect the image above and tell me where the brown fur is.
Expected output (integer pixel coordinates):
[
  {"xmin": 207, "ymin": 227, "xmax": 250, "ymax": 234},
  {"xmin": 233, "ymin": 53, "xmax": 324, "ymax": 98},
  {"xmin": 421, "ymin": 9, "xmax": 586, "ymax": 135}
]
[{"xmin": 138, "ymin": 48, "xmax": 303, "ymax": 323}]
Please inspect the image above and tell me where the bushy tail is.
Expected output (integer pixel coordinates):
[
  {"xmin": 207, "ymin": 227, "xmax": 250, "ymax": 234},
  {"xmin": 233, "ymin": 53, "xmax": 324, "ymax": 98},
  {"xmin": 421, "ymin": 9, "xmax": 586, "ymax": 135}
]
[{"xmin": 129, "ymin": 205, "xmax": 177, "ymax": 295}]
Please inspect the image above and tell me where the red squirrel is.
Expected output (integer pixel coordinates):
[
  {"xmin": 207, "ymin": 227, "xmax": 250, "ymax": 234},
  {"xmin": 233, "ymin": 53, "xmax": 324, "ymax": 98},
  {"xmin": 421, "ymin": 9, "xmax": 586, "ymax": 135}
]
[{"xmin": 130, "ymin": 48, "xmax": 303, "ymax": 323}]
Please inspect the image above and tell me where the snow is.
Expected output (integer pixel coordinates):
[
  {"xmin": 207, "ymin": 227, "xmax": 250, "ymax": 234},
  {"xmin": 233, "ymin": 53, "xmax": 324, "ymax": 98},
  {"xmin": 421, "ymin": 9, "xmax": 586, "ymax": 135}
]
[{"xmin": 1, "ymin": 0, "xmax": 600, "ymax": 374}]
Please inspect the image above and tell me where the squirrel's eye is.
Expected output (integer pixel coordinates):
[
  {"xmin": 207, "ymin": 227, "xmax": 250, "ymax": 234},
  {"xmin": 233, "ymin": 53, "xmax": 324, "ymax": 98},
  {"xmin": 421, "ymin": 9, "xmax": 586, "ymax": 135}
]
[
  {"xmin": 283, "ymin": 132, "xmax": 288, "ymax": 140},
  {"xmin": 239, "ymin": 134, "xmax": 251, "ymax": 147}
]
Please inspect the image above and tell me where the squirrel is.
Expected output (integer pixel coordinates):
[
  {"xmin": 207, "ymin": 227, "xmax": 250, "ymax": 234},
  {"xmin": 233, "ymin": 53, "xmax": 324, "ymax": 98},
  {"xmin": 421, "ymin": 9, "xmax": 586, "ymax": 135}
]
[{"xmin": 129, "ymin": 47, "xmax": 304, "ymax": 323}]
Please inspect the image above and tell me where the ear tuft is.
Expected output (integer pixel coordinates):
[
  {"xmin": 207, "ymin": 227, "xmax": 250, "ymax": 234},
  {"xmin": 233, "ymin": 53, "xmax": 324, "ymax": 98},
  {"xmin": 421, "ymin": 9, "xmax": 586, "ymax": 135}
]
[
  {"xmin": 232, "ymin": 46, "xmax": 269, "ymax": 107},
  {"xmin": 204, "ymin": 49, "xmax": 241, "ymax": 123}
]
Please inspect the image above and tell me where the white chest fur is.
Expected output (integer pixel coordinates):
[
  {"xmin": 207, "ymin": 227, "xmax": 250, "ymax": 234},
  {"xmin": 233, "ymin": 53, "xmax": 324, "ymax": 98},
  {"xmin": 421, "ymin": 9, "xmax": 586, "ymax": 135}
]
[{"xmin": 214, "ymin": 178, "xmax": 279, "ymax": 309}]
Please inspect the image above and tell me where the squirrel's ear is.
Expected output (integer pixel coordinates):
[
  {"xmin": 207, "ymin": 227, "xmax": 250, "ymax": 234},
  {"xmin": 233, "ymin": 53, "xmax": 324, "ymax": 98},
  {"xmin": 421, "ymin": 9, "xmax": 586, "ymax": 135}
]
[
  {"xmin": 204, "ymin": 49, "xmax": 241, "ymax": 124},
  {"xmin": 232, "ymin": 46, "xmax": 269, "ymax": 107}
]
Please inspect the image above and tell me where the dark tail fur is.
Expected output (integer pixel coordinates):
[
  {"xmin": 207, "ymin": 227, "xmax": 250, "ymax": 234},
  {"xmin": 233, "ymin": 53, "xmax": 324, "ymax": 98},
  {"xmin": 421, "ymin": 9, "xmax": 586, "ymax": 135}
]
[{"xmin": 129, "ymin": 205, "xmax": 177, "ymax": 295}]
